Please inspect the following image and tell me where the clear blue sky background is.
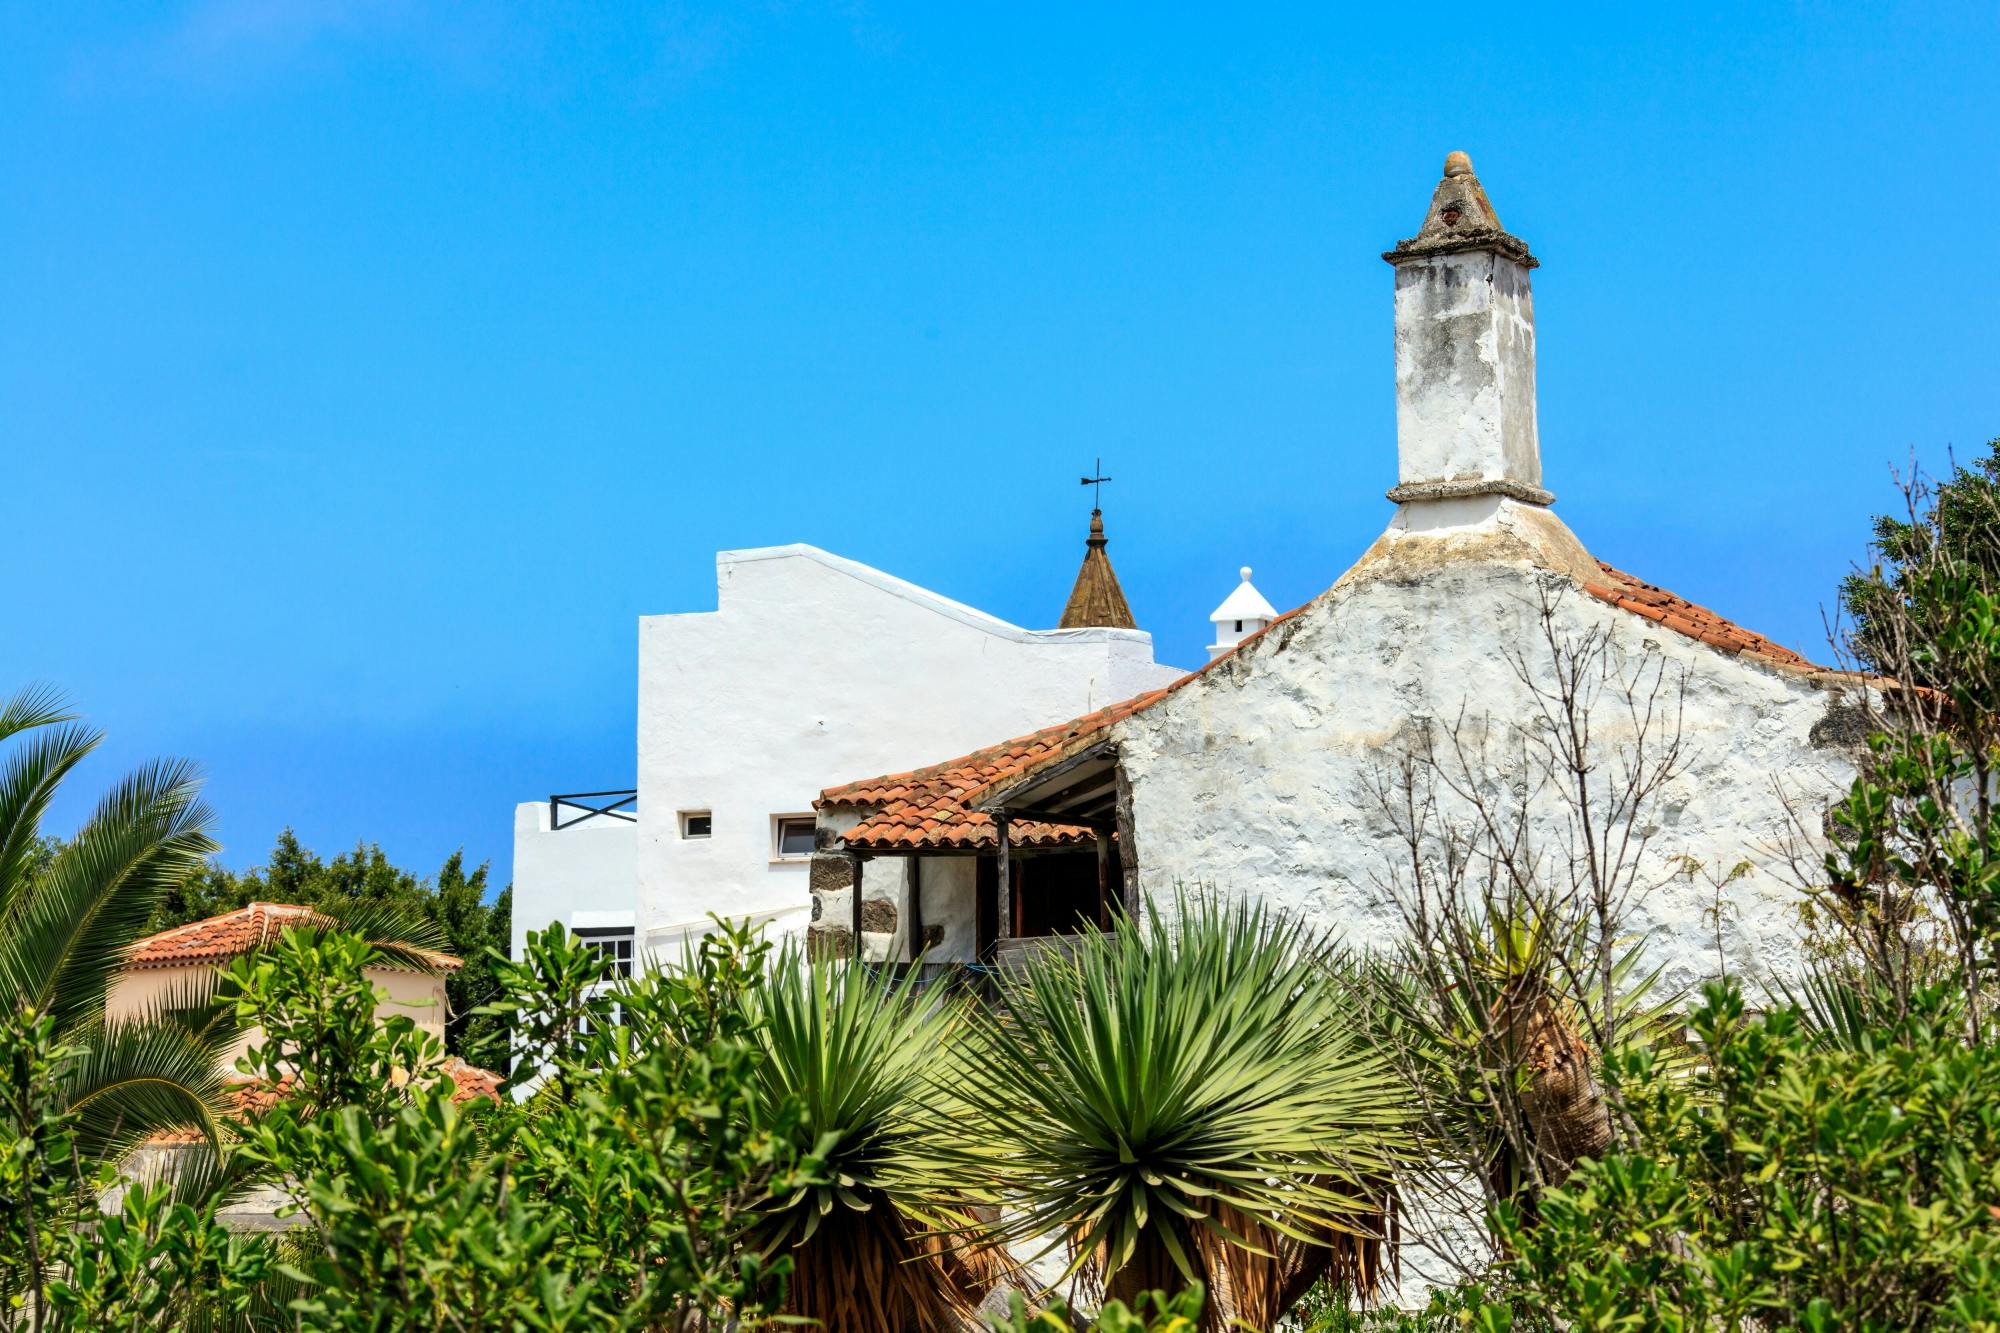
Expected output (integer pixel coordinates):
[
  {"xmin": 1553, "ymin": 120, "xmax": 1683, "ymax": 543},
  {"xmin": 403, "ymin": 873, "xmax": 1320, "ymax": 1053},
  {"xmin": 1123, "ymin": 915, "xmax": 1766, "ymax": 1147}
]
[{"xmin": 4, "ymin": 3, "xmax": 1997, "ymax": 886}]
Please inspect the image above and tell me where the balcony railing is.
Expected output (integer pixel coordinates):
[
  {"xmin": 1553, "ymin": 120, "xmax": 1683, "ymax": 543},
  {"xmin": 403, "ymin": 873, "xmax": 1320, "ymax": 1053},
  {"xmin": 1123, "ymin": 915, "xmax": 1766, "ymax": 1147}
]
[{"xmin": 548, "ymin": 789, "xmax": 637, "ymax": 830}]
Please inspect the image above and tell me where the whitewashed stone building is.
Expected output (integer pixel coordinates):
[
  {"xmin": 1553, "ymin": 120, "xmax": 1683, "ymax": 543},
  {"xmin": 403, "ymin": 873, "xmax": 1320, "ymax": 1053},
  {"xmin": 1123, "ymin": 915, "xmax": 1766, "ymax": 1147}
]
[
  {"xmin": 813, "ymin": 153, "xmax": 1859, "ymax": 994},
  {"xmin": 512, "ymin": 537, "xmax": 1184, "ymax": 967}
]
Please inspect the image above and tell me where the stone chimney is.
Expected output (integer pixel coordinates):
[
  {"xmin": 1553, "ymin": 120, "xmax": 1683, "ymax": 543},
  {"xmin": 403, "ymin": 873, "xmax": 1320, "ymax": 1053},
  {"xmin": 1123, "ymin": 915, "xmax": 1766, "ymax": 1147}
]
[{"xmin": 1382, "ymin": 152, "xmax": 1549, "ymax": 507}]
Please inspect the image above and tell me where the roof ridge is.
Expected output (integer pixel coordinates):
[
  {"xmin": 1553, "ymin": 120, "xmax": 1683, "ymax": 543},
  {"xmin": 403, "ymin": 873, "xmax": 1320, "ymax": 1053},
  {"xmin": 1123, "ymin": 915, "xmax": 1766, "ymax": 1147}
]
[
  {"xmin": 128, "ymin": 902, "xmax": 461, "ymax": 973},
  {"xmin": 817, "ymin": 558, "xmax": 1830, "ymax": 856}
]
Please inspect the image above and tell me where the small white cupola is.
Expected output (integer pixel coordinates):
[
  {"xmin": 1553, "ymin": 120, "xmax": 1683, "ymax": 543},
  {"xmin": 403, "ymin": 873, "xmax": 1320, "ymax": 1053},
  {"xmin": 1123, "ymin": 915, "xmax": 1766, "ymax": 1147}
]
[{"xmin": 1207, "ymin": 566, "xmax": 1279, "ymax": 659}]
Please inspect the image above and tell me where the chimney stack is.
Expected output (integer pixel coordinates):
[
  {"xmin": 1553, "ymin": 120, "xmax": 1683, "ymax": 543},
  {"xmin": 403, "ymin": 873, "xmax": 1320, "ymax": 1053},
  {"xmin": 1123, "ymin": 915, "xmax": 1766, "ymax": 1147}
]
[{"xmin": 1382, "ymin": 152, "xmax": 1549, "ymax": 507}]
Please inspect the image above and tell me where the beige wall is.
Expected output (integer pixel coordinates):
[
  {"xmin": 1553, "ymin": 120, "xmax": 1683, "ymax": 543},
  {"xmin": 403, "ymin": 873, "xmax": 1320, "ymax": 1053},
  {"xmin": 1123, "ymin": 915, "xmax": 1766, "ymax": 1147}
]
[{"xmin": 106, "ymin": 963, "xmax": 449, "ymax": 1072}]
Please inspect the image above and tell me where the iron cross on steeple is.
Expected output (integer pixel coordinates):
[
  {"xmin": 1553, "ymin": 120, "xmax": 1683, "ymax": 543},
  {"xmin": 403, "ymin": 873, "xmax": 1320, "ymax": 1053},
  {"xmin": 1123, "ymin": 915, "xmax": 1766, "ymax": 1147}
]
[{"xmin": 1080, "ymin": 459, "xmax": 1113, "ymax": 510}]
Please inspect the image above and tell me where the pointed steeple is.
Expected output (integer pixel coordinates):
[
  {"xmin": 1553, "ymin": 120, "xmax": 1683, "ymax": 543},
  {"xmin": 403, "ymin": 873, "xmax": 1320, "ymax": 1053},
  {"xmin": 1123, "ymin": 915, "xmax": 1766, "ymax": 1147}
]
[{"xmin": 1058, "ymin": 509, "xmax": 1137, "ymax": 629}]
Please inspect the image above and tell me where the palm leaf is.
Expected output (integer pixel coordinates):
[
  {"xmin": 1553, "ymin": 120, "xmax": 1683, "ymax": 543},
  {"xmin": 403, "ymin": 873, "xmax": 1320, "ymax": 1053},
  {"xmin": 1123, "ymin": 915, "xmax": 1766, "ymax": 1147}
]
[
  {"xmin": 0, "ymin": 696, "xmax": 97, "ymax": 925},
  {"xmin": 63, "ymin": 1014, "xmax": 232, "ymax": 1161},
  {"xmin": 0, "ymin": 757, "xmax": 217, "ymax": 1030}
]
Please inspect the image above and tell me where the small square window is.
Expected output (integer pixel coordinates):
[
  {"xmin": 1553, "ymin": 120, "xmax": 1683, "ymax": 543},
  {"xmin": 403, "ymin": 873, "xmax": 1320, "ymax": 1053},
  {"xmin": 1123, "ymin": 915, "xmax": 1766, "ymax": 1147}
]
[
  {"xmin": 773, "ymin": 815, "xmax": 817, "ymax": 860},
  {"xmin": 573, "ymin": 928, "xmax": 635, "ymax": 980},
  {"xmin": 680, "ymin": 810, "xmax": 712, "ymax": 839}
]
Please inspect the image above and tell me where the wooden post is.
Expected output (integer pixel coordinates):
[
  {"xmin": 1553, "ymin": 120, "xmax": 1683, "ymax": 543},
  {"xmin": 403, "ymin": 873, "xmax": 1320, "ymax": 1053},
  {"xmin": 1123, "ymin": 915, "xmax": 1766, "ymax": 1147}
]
[
  {"xmin": 849, "ymin": 852, "xmax": 864, "ymax": 961},
  {"xmin": 906, "ymin": 856, "xmax": 924, "ymax": 963},
  {"xmin": 1095, "ymin": 831, "xmax": 1112, "ymax": 930},
  {"xmin": 996, "ymin": 816, "xmax": 1014, "ymax": 942},
  {"xmin": 1114, "ymin": 763, "xmax": 1141, "ymax": 907}
]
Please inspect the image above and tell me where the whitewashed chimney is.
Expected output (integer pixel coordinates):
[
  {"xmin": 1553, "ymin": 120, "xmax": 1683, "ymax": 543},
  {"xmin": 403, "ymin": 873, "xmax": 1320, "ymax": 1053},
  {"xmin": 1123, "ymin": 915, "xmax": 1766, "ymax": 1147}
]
[
  {"xmin": 1382, "ymin": 152, "xmax": 1549, "ymax": 506},
  {"xmin": 1207, "ymin": 566, "xmax": 1279, "ymax": 659}
]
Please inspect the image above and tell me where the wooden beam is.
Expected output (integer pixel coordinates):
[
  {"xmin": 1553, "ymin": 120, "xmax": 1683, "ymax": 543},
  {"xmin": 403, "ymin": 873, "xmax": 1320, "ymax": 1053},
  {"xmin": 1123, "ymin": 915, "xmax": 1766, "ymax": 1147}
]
[
  {"xmin": 977, "ymin": 743, "xmax": 1116, "ymax": 813},
  {"xmin": 996, "ymin": 815, "xmax": 1014, "ymax": 940},
  {"xmin": 907, "ymin": 855, "xmax": 924, "ymax": 963},
  {"xmin": 849, "ymin": 851, "xmax": 864, "ymax": 960},
  {"xmin": 1096, "ymin": 835, "xmax": 1111, "ymax": 930},
  {"xmin": 1114, "ymin": 763, "xmax": 1140, "ymax": 907}
]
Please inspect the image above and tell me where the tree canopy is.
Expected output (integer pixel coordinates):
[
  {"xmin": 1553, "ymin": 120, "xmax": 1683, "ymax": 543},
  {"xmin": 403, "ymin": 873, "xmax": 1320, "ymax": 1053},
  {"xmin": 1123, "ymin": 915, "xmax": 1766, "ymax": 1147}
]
[
  {"xmin": 147, "ymin": 831, "xmax": 511, "ymax": 1062},
  {"xmin": 1841, "ymin": 435, "xmax": 2000, "ymax": 678}
]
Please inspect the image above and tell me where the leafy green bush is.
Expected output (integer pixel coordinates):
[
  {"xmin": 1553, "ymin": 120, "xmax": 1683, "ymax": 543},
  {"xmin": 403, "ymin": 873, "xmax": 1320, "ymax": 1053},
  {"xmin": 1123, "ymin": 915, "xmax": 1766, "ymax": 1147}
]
[
  {"xmin": 988, "ymin": 1284, "xmax": 1207, "ymax": 1332},
  {"xmin": 1504, "ymin": 980, "xmax": 2000, "ymax": 1332}
]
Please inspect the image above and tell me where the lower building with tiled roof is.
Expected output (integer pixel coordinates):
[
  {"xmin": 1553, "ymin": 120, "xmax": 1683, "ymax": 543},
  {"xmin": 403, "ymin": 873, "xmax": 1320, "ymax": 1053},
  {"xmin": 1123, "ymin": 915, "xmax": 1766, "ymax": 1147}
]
[{"xmin": 108, "ymin": 903, "xmax": 465, "ymax": 1075}]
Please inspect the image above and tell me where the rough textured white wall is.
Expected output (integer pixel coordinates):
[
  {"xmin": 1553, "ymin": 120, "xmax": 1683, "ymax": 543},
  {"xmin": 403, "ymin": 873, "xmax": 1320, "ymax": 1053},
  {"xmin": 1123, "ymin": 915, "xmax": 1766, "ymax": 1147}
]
[
  {"xmin": 510, "ymin": 801, "xmax": 636, "ymax": 959},
  {"xmin": 636, "ymin": 545, "xmax": 1181, "ymax": 956},
  {"xmin": 1392, "ymin": 251, "xmax": 1541, "ymax": 494},
  {"xmin": 1112, "ymin": 515, "xmax": 1855, "ymax": 999}
]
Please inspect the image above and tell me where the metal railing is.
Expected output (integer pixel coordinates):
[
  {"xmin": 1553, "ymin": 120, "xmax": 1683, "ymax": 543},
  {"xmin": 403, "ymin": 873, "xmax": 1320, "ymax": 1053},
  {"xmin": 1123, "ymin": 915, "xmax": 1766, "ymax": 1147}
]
[{"xmin": 548, "ymin": 789, "xmax": 638, "ymax": 830}]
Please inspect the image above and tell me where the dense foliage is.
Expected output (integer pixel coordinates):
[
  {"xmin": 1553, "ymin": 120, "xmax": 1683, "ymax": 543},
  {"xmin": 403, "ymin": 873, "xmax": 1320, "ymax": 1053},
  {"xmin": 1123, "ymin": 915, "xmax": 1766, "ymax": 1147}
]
[
  {"xmin": 2, "ymin": 919, "xmax": 817, "ymax": 1331},
  {"xmin": 150, "ymin": 830, "xmax": 512, "ymax": 1060},
  {"xmin": 0, "ymin": 687, "xmax": 238, "ymax": 1174},
  {"xmin": 1841, "ymin": 436, "xmax": 2000, "ymax": 679}
]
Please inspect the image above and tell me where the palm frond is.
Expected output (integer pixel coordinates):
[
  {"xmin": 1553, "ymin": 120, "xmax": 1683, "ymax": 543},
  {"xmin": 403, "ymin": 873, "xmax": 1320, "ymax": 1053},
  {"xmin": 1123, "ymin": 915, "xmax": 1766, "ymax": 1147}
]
[
  {"xmin": 304, "ymin": 898, "xmax": 451, "ymax": 973},
  {"xmin": 0, "ymin": 706, "xmax": 99, "ymax": 927},
  {"xmin": 0, "ymin": 757, "xmax": 217, "ymax": 1029},
  {"xmin": 63, "ymin": 1014, "xmax": 232, "ymax": 1161},
  {"xmin": 0, "ymin": 683, "xmax": 75, "ymax": 741}
]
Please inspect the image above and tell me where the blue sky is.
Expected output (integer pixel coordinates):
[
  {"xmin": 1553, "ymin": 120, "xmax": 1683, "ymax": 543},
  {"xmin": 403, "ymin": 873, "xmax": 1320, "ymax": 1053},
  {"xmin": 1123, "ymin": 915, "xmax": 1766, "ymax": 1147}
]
[{"xmin": 4, "ymin": 2, "xmax": 1996, "ymax": 885}]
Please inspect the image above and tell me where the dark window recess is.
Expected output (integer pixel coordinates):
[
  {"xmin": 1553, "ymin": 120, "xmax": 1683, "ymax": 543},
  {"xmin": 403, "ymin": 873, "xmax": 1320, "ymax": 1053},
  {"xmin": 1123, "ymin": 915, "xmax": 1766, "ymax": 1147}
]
[
  {"xmin": 1234, "ymin": 619, "xmax": 1243, "ymax": 632},
  {"xmin": 680, "ymin": 811, "xmax": 712, "ymax": 838},
  {"xmin": 776, "ymin": 817, "xmax": 816, "ymax": 858},
  {"xmin": 1015, "ymin": 852, "xmax": 1101, "ymax": 938},
  {"xmin": 574, "ymin": 927, "xmax": 635, "ymax": 979}
]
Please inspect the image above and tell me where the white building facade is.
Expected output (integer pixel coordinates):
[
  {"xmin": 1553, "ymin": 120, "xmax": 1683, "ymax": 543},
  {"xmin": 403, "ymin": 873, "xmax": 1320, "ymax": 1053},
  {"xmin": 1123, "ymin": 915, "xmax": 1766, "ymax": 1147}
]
[
  {"xmin": 816, "ymin": 152, "xmax": 1861, "ymax": 1000},
  {"xmin": 512, "ymin": 541, "xmax": 1182, "ymax": 965}
]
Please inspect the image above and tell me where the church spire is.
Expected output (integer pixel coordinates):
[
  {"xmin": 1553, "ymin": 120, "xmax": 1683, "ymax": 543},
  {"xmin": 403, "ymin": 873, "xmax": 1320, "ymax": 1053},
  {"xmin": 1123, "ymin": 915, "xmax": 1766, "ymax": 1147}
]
[{"xmin": 1058, "ymin": 507, "xmax": 1138, "ymax": 630}]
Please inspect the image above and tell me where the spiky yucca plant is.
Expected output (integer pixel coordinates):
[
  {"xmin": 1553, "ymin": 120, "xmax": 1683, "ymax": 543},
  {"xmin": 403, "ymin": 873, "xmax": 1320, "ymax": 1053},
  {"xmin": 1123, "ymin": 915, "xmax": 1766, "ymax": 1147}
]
[
  {"xmin": 744, "ymin": 948, "xmax": 1000, "ymax": 1332},
  {"xmin": 952, "ymin": 897, "xmax": 1411, "ymax": 1332}
]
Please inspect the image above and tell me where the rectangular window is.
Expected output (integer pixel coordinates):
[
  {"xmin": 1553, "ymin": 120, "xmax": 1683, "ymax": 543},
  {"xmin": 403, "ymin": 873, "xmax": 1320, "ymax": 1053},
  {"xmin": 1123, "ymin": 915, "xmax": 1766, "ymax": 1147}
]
[
  {"xmin": 773, "ymin": 815, "xmax": 817, "ymax": 860},
  {"xmin": 679, "ymin": 810, "xmax": 712, "ymax": 839},
  {"xmin": 573, "ymin": 927, "xmax": 635, "ymax": 980}
]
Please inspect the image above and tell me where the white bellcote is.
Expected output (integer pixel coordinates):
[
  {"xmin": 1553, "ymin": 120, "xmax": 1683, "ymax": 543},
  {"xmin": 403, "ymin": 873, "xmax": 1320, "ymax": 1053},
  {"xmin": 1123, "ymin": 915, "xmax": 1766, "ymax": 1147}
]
[
  {"xmin": 1382, "ymin": 151, "xmax": 1549, "ymax": 508},
  {"xmin": 1207, "ymin": 566, "xmax": 1279, "ymax": 660}
]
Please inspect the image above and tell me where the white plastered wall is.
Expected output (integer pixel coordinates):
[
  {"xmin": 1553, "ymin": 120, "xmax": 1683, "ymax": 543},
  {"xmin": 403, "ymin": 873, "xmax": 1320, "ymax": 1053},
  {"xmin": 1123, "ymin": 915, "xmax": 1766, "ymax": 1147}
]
[
  {"xmin": 510, "ymin": 800, "xmax": 637, "ymax": 955},
  {"xmin": 106, "ymin": 963, "xmax": 449, "ymax": 1072},
  {"xmin": 1109, "ymin": 511, "xmax": 1856, "ymax": 1000},
  {"xmin": 635, "ymin": 546, "xmax": 1180, "ymax": 958}
]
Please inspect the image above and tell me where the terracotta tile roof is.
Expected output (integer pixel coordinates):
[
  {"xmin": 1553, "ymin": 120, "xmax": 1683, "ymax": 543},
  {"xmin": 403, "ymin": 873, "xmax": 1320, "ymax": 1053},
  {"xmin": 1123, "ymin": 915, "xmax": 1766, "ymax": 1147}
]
[
  {"xmin": 1584, "ymin": 563, "xmax": 1820, "ymax": 670},
  {"xmin": 820, "ymin": 703, "xmax": 1146, "ymax": 852},
  {"xmin": 821, "ymin": 557, "xmax": 1824, "ymax": 852},
  {"xmin": 143, "ymin": 1059, "xmax": 504, "ymax": 1145},
  {"xmin": 127, "ymin": 902, "xmax": 460, "ymax": 973}
]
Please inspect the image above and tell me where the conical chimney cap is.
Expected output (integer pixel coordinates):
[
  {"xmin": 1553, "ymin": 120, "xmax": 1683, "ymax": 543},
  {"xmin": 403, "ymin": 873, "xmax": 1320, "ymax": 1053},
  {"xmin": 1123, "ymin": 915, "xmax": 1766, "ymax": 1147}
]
[{"xmin": 1383, "ymin": 151, "xmax": 1537, "ymax": 269}]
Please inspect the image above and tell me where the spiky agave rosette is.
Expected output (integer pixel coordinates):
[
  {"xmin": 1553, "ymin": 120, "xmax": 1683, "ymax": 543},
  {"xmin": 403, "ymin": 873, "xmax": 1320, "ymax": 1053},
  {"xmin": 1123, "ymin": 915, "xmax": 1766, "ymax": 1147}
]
[
  {"xmin": 741, "ymin": 947, "xmax": 1006, "ymax": 1331},
  {"xmin": 944, "ymin": 895, "xmax": 1413, "ymax": 1331}
]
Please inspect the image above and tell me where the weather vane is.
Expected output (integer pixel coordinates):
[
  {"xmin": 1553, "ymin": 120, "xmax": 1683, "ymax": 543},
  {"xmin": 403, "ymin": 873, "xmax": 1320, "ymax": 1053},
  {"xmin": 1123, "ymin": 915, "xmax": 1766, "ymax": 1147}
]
[{"xmin": 1080, "ymin": 458, "xmax": 1112, "ymax": 510}]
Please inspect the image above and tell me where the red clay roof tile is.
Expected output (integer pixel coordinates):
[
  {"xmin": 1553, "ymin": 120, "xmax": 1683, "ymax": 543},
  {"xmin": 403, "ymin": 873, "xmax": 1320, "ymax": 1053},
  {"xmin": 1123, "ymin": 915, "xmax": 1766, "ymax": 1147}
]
[
  {"xmin": 1583, "ymin": 563, "xmax": 1817, "ymax": 669},
  {"xmin": 127, "ymin": 903, "xmax": 460, "ymax": 973},
  {"xmin": 142, "ymin": 1059, "xmax": 502, "ymax": 1145},
  {"xmin": 821, "ymin": 560, "xmax": 1821, "ymax": 850}
]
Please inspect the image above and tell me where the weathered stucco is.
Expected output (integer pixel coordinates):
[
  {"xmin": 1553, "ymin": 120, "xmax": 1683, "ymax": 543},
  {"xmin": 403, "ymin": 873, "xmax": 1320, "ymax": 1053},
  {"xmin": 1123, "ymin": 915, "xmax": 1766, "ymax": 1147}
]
[
  {"xmin": 1113, "ymin": 506, "xmax": 1854, "ymax": 997},
  {"xmin": 1391, "ymin": 250, "xmax": 1542, "ymax": 500}
]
